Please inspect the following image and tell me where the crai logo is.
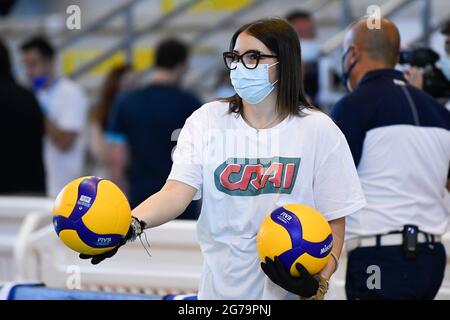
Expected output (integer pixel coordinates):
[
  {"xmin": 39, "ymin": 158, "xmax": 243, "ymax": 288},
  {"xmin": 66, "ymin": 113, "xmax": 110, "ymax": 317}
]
[{"xmin": 214, "ymin": 157, "xmax": 301, "ymax": 196}]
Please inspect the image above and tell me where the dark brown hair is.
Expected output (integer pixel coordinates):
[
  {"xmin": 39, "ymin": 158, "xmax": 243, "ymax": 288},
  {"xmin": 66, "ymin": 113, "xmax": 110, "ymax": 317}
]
[
  {"xmin": 155, "ymin": 38, "xmax": 188, "ymax": 70},
  {"xmin": 223, "ymin": 18, "xmax": 313, "ymax": 118},
  {"xmin": 20, "ymin": 36, "xmax": 55, "ymax": 61},
  {"xmin": 92, "ymin": 64, "xmax": 132, "ymax": 130},
  {"xmin": 285, "ymin": 10, "xmax": 312, "ymax": 23}
]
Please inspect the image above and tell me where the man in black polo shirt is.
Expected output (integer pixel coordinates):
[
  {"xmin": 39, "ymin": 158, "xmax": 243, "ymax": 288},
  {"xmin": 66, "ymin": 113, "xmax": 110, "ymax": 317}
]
[
  {"xmin": 332, "ymin": 18, "xmax": 450, "ymax": 299},
  {"xmin": 0, "ymin": 38, "xmax": 45, "ymax": 194}
]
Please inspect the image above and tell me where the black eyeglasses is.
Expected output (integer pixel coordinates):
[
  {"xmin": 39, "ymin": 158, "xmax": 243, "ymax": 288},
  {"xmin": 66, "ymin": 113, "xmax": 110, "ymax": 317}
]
[{"xmin": 223, "ymin": 50, "xmax": 278, "ymax": 70}]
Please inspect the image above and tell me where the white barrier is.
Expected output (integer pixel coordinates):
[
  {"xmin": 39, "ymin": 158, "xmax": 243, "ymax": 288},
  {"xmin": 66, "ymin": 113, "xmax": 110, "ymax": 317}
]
[
  {"xmin": 15, "ymin": 214, "xmax": 203, "ymax": 296},
  {"xmin": 0, "ymin": 197, "xmax": 53, "ymax": 283},
  {"xmin": 1, "ymin": 196, "xmax": 450, "ymax": 299}
]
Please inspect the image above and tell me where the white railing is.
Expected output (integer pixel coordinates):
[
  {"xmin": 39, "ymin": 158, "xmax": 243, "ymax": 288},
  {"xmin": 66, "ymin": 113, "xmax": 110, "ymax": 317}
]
[
  {"xmin": 0, "ymin": 197, "xmax": 53, "ymax": 283},
  {"xmin": 1, "ymin": 196, "xmax": 450, "ymax": 299},
  {"xmin": 15, "ymin": 215, "xmax": 203, "ymax": 296}
]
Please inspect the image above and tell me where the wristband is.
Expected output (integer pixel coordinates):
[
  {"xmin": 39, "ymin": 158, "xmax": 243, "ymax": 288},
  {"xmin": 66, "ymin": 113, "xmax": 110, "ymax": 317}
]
[
  {"xmin": 330, "ymin": 252, "xmax": 339, "ymax": 273},
  {"xmin": 128, "ymin": 217, "xmax": 147, "ymax": 242}
]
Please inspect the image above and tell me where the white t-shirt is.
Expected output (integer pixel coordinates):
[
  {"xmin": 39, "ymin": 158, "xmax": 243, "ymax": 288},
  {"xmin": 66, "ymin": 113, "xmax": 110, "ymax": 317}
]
[
  {"xmin": 37, "ymin": 78, "xmax": 89, "ymax": 197},
  {"xmin": 168, "ymin": 101, "xmax": 366, "ymax": 300}
]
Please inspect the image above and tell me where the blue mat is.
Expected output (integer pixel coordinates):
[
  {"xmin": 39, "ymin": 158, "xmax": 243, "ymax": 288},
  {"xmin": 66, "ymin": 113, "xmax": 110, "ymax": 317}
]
[{"xmin": 0, "ymin": 283, "xmax": 159, "ymax": 300}]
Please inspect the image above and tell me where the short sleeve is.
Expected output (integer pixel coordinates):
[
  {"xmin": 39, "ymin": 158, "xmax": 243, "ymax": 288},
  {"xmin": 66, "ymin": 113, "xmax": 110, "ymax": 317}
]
[
  {"xmin": 105, "ymin": 95, "xmax": 128, "ymax": 144},
  {"xmin": 167, "ymin": 109, "xmax": 205, "ymax": 200},
  {"xmin": 313, "ymin": 121, "xmax": 366, "ymax": 221},
  {"xmin": 53, "ymin": 84, "xmax": 88, "ymax": 132}
]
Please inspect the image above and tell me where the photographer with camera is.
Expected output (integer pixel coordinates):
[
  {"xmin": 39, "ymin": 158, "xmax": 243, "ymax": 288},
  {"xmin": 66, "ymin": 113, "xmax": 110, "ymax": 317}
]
[{"xmin": 404, "ymin": 20, "xmax": 450, "ymax": 107}]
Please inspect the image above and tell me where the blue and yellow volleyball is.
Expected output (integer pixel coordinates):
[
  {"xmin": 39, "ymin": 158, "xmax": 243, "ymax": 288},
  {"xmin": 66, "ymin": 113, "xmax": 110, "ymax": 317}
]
[
  {"xmin": 52, "ymin": 176, "xmax": 131, "ymax": 255},
  {"xmin": 257, "ymin": 204, "xmax": 333, "ymax": 276}
]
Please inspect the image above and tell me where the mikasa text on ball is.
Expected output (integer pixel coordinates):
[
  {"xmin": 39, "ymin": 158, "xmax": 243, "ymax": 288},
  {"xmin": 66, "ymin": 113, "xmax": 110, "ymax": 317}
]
[
  {"xmin": 257, "ymin": 204, "xmax": 333, "ymax": 276},
  {"xmin": 52, "ymin": 176, "xmax": 131, "ymax": 255}
]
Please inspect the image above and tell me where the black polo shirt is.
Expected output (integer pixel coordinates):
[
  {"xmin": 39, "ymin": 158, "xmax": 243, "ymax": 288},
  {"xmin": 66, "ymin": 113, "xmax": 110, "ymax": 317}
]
[{"xmin": 331, "ymin": 69, "xmax": 450, "ymax": 237}]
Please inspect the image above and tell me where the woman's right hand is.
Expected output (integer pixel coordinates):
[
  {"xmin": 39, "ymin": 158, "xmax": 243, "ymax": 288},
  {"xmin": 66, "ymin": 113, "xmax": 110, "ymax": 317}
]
[{"xmin": 79, "ymin": 245, "xmax": 123, "ymax": 265}]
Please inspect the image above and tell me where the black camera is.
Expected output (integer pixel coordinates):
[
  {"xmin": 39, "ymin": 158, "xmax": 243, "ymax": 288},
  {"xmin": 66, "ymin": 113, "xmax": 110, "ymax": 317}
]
[
  {"xmin": 399, "ymin": 48, "xmax": 440, "ymax": 67},
  {"xmin": 400, "ymin": 47, "xmax": 450, "ymax": 99}
]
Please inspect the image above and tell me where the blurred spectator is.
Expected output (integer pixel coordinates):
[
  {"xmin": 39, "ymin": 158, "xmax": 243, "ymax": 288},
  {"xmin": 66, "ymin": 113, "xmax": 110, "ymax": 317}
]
[
  {"xmin": 106, "ymin": 38, "xmax": 202, "ymax": 219},
  {"xmin": 441, "ymin": 20, "xmax": 450, "ymax": 80},
  {"xmin": 404, "ymin": 20, "xmax": 450, "ymax": 104},
  {"xmin": 442, "ymin": 20, "xmax": 450, "ymax": 111},
  {"xmin": 286, "ymin": 10, "xmax": 320, "ymax": 104},
  {"xmin": 89, "ymin": 64, "xmax": 137, "ymax": 176},
  {"xmin": 0, "ymin": 38, "xmax": 45, "ymax": 194},
  {"xmin": 21, "ymin": 36, "xmax": 89, "ymax": 197},
  {"xmin": 0, "ymin": 0, "xmax": 16, "ymax": 16}
]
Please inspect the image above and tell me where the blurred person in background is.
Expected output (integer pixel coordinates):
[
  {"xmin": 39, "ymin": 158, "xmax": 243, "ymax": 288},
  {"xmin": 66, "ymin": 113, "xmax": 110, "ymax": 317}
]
[
  {"xmin": 404, "ymin": 19, "xmax": 450, "ymax": 107},
  {"xmin": 286, "ymin": 10, "xmax": 321, "ymax": 105},
  {"xmin": 106, "ymin": 38, "xmax": 202, "ymax": 219},
  {"xmin": 332, "ymin": 18, "xmax": 450, "ymax": 300},
  {"xmin": 89, "ymin": 64, "xmax": 137, "ymax": 177},
  {"xmin": 21, "ymin": 36, "xmax": 89, "ymax": 198},
  {"xmin": 0, "ymin": 38, "xmax": 45, "ymax": 195},
  {"xmin": 441, "ymin": 20, "xmax": 450, "ymax": 84},
  {"xmin": 443, "ymin": 21, "xmax": 450, "ymax": 111},
  {"xmin": 0, "ymin": 0, "xmax": 16, "ymax": 16}
]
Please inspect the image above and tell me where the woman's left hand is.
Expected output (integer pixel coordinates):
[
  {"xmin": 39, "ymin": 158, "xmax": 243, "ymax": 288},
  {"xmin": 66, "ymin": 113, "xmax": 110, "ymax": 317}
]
[{"xmin": 261, "ymin": 256, "xmax": 328, "ymax": 300}]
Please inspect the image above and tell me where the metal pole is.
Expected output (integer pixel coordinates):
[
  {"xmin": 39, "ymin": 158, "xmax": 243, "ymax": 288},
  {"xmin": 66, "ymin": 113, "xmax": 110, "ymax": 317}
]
[
  {"xmin": 58, "ymin": 0, "xmax": 144, "ymax": 50},
  {"xmin": 124, "ymin": 7, "xmax": 133, "ymax": 65},
  {"xmin": 340, "ymin": 0, "xmax": 352, "ymax": 28},
  {"xmin": 69, "ymin": 0, "xmax": 202, "ymax": 79},
  {"xmin": 321, "ymin": 0, "xmax": 416, "ymax": 56},
  {"xmin": 420, "ymin": 0, "xmax": 432, "ymax": 46}
]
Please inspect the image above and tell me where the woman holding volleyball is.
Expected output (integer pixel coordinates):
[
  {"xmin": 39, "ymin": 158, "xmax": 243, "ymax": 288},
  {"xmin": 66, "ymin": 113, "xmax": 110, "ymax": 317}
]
[{"xmin": 81, "ymin": 18, "xmax": 366, "ymax": 300}]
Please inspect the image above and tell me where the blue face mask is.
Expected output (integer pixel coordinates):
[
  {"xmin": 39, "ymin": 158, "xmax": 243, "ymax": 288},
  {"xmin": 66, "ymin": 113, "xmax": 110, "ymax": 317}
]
[
  {"xmin": 32, "ymin": 75, "xmax": 49, "ymax": 91},
  {"xmin": 215, "ymin": 85, "xmax": 236, "ymax": 98},
  {"xmin": 341, "ymin": 47, "xmax": 358, "ymax": 92},
  {"xmin": 230, "ymin": 62, "xmax": 278, "ymax": 104}
]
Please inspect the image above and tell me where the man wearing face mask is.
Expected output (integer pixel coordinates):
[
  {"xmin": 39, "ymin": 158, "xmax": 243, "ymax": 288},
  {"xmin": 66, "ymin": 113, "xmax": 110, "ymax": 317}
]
[
  {"xmin": 331, "ymin": 18, "xmax": 450, "ymax": 300},
  {"xmin": 21, "ymin": 36, "xmax": 89, "ymax": 197},
  {"xmin": 286, "ymin": 10, "xmax": 321, "ymax": 105}
]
